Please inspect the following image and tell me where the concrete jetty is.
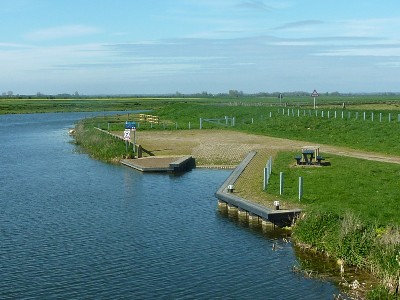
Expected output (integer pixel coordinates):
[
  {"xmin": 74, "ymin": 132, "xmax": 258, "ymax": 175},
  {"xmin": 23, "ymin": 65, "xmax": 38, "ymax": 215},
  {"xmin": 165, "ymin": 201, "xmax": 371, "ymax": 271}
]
[
  {"xmin": 121, "ymin": 156, "xmax": 195, "ymax": 173},
  {"xmin": 215, "ymin": 151, "xmax": 301, "ymax": 227}
]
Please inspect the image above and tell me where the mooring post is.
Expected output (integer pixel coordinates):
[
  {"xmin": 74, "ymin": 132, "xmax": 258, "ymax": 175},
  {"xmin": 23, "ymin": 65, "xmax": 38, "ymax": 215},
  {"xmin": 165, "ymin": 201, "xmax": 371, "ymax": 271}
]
[{"xmin": 279, "ymin": 172, "xmax": 284, "ymax": 195}]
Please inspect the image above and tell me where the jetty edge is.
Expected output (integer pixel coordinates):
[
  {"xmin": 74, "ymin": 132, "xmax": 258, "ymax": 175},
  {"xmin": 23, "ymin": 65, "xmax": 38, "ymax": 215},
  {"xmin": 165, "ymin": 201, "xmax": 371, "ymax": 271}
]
[{"xmin": 215, "ymin": 151, "xmax": 301, "ymax": 228}]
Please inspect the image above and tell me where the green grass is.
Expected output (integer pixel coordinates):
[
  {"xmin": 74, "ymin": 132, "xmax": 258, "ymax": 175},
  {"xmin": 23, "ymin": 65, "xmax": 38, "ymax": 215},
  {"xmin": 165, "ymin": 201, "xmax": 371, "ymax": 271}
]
[
  {"xmin": 268, "ymin": 152, "xmax": 400, "ymax": 225},
  {"xmin": 73, "ymin": 118, "xmax": 135, "ymax": 162},
  {"xmin": 151, "ymin": 103, "xmax": 400, "ymax": 156}
]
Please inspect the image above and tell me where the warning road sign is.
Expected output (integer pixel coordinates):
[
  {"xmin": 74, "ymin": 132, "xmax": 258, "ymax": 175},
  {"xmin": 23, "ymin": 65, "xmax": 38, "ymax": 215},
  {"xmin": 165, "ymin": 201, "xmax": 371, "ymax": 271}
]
[
  {"xmin": 123, "ymin": 129, "xmax": 131, "ymax": 141},
  {"xmin": 311, "ymin": 90, "xmax": 319, "ymax": 97}
]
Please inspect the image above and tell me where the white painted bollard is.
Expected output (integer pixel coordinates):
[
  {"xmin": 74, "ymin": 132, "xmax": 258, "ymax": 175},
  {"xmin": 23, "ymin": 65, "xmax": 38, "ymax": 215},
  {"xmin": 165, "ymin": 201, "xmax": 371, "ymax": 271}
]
[
  {"xmin": 227, "ymin": 184, "xmax": 234, "ymax": 193},
  {"xmin": 279, "ymin": 172, "xmax": 284, "ymax": 195}
]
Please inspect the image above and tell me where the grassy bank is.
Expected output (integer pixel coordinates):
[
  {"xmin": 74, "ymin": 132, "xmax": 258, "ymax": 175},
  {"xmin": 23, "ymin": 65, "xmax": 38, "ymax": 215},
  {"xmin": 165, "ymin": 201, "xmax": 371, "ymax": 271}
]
[
  {"xmin": 73, "ymin": 118, "xmax": 135, "ymax": 162},
  {"xmin": 268, "ymin": 152, "xmax": 399, "ymax": 298}
]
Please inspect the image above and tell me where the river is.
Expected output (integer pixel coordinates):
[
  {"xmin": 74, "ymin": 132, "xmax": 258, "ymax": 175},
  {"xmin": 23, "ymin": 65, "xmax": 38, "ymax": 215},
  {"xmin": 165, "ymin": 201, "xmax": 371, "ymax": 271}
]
[{"xmin": 0, "ymin": 112, "xmax": 342, "ymax": 299}]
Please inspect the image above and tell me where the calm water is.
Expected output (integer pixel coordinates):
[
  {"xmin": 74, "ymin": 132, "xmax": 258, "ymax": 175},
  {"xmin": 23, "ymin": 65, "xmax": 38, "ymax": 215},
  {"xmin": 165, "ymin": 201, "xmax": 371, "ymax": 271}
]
[{"xmin": 0, "ymin": 112, "xmax": 341, "ymax": 299}]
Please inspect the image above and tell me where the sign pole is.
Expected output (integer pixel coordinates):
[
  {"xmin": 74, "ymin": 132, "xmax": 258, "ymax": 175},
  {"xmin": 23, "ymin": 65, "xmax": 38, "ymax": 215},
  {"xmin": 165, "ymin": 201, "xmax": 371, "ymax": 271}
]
[{"xmin": 311, "ymin": 90, "xmax": 319, "ymax": 109}]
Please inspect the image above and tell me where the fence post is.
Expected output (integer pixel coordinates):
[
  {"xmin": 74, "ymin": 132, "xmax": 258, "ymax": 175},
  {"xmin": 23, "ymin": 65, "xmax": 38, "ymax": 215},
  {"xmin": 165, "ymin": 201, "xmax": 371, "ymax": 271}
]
[{"xmin": 279, "ymin": 172, "xmax": 284, "ymax": 195}]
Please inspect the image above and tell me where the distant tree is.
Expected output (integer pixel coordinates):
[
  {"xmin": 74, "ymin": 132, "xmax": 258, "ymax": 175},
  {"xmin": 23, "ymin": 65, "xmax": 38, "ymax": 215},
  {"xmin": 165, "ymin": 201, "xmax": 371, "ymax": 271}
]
[{"xmin": 228, "ymin": 90, "xmax": 243, "ymax": 97}]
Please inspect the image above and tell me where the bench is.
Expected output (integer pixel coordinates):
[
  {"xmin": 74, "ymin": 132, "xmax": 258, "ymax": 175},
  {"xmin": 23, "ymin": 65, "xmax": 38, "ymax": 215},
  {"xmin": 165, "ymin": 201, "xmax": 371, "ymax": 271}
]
[
  {"xmin": 295, "ymin": 155, "xmax": 302, "ymax": 165},
  {"xmin": 316, "ymin": 156, "xmax": 325, "ymax": 165}
]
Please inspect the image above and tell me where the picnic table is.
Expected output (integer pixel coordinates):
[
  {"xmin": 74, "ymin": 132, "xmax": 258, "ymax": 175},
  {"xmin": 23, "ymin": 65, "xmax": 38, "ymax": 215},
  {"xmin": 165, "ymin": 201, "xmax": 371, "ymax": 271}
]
[{"xmin": 295, "ymin": 146, "xmax": 323, "ymax": 165}]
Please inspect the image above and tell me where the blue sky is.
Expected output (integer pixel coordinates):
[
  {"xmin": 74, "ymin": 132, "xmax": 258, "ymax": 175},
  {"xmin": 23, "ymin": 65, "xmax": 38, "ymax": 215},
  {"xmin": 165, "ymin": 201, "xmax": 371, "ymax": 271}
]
[{"xmin": 1, "ymin": 0, "xmax": 400, "ymax": 95}]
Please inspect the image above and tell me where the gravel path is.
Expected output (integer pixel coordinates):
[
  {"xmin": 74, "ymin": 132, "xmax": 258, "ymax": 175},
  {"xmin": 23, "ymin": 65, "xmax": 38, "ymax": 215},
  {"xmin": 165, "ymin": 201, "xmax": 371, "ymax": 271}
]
[{"xmin": 132, "ymin": 129, "xmax": 400, "ymax": 166}]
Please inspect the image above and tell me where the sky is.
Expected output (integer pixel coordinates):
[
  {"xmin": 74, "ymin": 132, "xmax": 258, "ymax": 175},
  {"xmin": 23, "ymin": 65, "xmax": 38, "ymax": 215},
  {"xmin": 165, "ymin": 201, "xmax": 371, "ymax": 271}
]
[{"xmin": 1, "ymin": 0, "xmax": 400, "ymax": 95}]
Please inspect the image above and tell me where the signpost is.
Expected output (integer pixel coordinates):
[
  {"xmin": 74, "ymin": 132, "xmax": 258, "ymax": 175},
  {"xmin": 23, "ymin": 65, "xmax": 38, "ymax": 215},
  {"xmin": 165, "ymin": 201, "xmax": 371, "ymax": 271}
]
[
  {"xmin": 311, "ymin": 89, "xmax": 319, "ymax": 109},
  {"xmin": 124, "ymin": 129, "xmax": 131, "ymax": 152}
]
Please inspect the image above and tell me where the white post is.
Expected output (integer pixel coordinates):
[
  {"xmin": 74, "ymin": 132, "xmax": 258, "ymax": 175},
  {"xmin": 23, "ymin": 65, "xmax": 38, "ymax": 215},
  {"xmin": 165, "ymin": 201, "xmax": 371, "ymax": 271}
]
[
  {"xmin": 279, "ymin": 172, "xmax": 284, "ymax": 195},
  {"xmin": 269, "ymin": 157, "xmax": 272, "ymax": 175},
  {"xmin": 313, "ymin": 97, "xmax": 316, "ymax": 109},
  {"xmin": 299, "ymin": 176, "xmax": 303, "ymax": 201},
  {"xmin": 264, "ymin": 167, "xmax": 268, "ymax": 190},
  {"xmin": 200, "ymin": 118, "xmax": 202, "ymax": 129}
]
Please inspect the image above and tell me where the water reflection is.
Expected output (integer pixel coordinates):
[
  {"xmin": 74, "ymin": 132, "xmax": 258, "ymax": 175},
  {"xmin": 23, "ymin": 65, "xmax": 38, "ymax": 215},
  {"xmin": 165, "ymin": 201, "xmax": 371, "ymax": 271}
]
[{"xmin": 217, "ymin": 203, "xmax": 378, "ymax": 299}]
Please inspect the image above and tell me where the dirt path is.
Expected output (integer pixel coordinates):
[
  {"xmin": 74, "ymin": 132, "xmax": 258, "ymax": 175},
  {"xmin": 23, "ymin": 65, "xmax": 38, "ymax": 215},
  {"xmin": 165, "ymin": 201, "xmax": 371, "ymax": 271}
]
[{"xmin": 134, "ymin": 129, "xmax": 400, "ymax": 166}]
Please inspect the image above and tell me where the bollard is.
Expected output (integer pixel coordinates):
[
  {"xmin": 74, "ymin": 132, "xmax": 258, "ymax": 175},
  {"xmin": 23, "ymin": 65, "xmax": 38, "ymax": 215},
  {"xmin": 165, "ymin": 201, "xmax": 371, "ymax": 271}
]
[
  {"xmin": 274, "ymin": 200, "xmax": 280, "ymax": 210},
  {"xmin": 227, "ymin": 184, "xmax": 234, "ymax": 193}
]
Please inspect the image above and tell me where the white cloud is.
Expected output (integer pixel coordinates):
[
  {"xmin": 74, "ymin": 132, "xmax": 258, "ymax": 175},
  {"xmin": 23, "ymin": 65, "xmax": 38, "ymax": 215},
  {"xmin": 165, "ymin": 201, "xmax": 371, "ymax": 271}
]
[{"xmin": 24, "ymin": 25, "xmax": 100, "ymax": 41}]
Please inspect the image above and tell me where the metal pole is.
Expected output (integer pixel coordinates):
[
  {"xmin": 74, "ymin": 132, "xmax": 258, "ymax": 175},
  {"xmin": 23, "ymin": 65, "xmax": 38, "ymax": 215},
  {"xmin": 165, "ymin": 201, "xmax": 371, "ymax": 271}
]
[
  {"xmin": 299, "ymin": 176, "xmax": 303, "ymax": 201},
  {"xmin": 279, "ymin": 172, "xmax": 284, "ymax": 195},
  {"xmin": 263, "ymin": 167, "xmax": 268, "ymax": 190}
]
